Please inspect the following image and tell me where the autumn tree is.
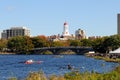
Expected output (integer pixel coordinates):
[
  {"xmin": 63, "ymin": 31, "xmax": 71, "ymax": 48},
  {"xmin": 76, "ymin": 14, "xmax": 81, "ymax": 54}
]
[
  {"xmin": 7, "ymin": 36, "xmax": 34, "ymax": 54},
  {"xmin": 0, "ymin": 39, "xmax": 8, "ymax": 52},
  {"xmin": 31, "ymin": 36, "xmax": 50, "ymax": 48}
]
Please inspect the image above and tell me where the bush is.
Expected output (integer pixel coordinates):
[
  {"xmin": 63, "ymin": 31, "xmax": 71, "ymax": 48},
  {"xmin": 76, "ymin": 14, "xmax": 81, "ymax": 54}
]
[
  {"xmin": 25, "ymin": 70, "xmax": 47, "ymax": 80},
  {"xmin": 8, "ymin": 66, "xmax": 120, "ymax": 80},
  {"xmin": 8, "ymin": 77, "xmax": 17, "ymax": 80}
]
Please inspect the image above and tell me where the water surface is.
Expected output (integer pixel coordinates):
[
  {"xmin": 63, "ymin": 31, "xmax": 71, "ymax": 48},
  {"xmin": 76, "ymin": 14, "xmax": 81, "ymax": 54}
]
[{"xmin": 0, "ymin": 55, "xmax": 119, "ymax": 80}]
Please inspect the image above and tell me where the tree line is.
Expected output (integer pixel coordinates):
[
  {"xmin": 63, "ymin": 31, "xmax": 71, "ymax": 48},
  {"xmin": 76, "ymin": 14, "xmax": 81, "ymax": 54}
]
[{"xmin": 0, "ymin": 34, "xmax": 120, "ymax": 54}]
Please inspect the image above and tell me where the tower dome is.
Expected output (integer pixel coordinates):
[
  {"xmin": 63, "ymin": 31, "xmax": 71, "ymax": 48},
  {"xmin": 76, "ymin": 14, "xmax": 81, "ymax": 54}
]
[{"xmin": 64, "ymin": 22, "xmax": 68, "ymax": 25}]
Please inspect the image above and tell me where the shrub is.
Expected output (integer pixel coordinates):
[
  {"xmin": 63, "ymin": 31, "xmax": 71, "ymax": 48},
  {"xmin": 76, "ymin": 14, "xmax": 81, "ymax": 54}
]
[
  {"xmin": 8, "ymin": 77, "xmax": 17, "ymax": 80},
  {"xmin": 25, "ymin": 70, "xmax": 47, "ymax": 80}
]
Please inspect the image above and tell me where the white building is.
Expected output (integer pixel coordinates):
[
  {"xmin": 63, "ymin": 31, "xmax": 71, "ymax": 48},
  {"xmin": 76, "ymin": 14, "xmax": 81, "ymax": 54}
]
[
  {"xmin": 75, "ymin": 28, "xmax": 86, "ymax": 40},
  {"xmin": 62, "ymin": 22, "xmax": 70, "ymax": 37},
  {"xmin": 1, "ymin": 27, "xmax": 30, "ymax": 39}
]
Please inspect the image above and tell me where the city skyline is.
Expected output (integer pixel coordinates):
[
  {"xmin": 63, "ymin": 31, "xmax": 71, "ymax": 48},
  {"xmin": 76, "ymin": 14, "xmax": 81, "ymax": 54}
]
[{"xmin": 0, "ymin": 0, "xmax": 120, "ymax": 37}]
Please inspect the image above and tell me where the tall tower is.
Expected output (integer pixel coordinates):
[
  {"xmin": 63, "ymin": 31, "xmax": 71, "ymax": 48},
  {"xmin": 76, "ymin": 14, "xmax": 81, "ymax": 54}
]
[
  {"xmin": 118, "ymin": 14, "xmax": 120, "ymax": 34},
  {"xmin": 0, "ymin": 31, "xmax": 1, "ymax": 39},
  {"xmin": 62, "ymin": 22, "xmax": 70, "ymax": 36}
]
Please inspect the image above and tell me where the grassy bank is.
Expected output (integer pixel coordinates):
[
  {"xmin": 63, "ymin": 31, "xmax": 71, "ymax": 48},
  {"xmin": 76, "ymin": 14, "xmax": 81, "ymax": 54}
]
[
  {"xmin": 8, "ymin": 66, "xmax": 120, "ymax": 80},
  {"xmin": 93, "ymin": 56, "xmax": 120, "ymax": 63},
  {"xmin": 85, "ymin": 53, "xmax": 120, "ymax": 63}
]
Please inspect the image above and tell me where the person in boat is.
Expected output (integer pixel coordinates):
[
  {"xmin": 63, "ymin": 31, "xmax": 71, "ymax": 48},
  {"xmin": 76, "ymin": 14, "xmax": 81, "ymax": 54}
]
[
  {"xmin": 25, "ymin": 59, "xmax": 34, "ymax": 64},
  {"xmin": 59, "ymin": 64, "xmax": 74, "ymax": 70},
  {"xmin": 67, "ymin": 64, "xmax": 73, "ymax": 70},
  {"xmin": 25, "ymin": 59, "xmax": 43, "ymax": 64}
]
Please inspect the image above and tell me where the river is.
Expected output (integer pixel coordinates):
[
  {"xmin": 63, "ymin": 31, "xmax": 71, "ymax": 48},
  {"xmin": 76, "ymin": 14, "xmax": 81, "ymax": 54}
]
[{"xmin": 0, "ymin": 54, "xmax": 119, "ymax": 80}]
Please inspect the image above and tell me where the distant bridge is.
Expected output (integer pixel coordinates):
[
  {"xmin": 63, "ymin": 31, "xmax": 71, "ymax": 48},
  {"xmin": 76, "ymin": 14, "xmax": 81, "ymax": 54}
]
[{"xmin": 32, "ymin": 47, "xmax": 94, "ymax": 55}]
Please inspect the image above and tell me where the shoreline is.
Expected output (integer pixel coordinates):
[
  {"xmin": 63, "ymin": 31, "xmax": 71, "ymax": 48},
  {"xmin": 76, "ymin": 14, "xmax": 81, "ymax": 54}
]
[
  {"xmin": 86, "ymin": 53, "xmax": 120, "ymax": 63},
  {"xmin": 0, "ymin": 52, "xmax": 15, "ymax": 54}
]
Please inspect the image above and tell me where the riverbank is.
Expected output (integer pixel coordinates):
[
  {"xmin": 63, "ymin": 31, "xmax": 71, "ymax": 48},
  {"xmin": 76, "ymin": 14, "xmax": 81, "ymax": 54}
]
[
  {"xmin": 0, "ymin": 52, "xmax": 15, "ymax": 54},
  {"xmin": 86, "ymin": 53, "xmax": 120, "ymax": 63},
  {"xmin": 8, "ymin": 65, "xmax": 120, "ymax": 80},
  {"xmin": 93, "ymin": 56, "xmax": 120, "ymax": 63}
]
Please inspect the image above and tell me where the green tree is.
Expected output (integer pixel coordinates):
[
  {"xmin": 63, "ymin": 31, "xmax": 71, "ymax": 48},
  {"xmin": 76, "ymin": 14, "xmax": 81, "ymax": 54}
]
[
  {"xmin": 102, "ymin": 35, "xmax": 120, "ymax": 53},
  {"xmin": 31, "ymin": 36, "xmax": 50, "ymax": 48},
  {"xmin": 7, "ymin": 36, "xmax": 23, "ymax": 52},
  {"xmin": 92, "ymin": 37, "xmax": 106, "ymax": 53},
  {"xmin": 7, "ymin": 36, "xmax": 34, "ymax": 54},
  {"xmin": 51, "ymin": 41, "xmax": 64, "ymax": 47},
  {"xmin": 92, "ymin": 35, "xmax": 120, "ymax": 53},
  {"xmin": 69, "ymin": 40, "xmax": 81, "ymax": 47},
  {"xmin": 80, "ymin": 39, "xmax": 93, "ymax": 47},
  {"xmin": 22, "ymin": 36, "xmax": 34, "ymax": 52},
  {"xmin": 0, "ymin": 39, "xmax": 8, "ymax": 52}
]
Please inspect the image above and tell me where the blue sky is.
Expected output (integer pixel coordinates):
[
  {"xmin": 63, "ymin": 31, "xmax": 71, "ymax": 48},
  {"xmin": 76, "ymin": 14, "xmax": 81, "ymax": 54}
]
[{"xmin": 0, "ymin": 0, "xmax": 120, "ymax": 37}]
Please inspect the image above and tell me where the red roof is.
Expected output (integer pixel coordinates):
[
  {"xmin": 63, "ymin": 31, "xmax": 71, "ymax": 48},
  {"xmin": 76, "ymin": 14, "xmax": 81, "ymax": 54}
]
[{"xmin": 64, "ymin": 22, "xmax": 68, "ymax": 25}]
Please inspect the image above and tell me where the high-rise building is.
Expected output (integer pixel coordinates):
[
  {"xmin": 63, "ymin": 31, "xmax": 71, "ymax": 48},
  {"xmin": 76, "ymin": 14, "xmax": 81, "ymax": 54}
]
[
  {"xmin": 62, "ymin": 22, "xmax": 70, "ymax": 37},
  {"xmin": 75, "ymin": 28, "xmax": 86, "ymax": 40},
  {"xmin": 1, "ymin": 27, "xmax": 30, "ymax": 39},
  {"xmin": 118, "ymin": 14, "xmax": 120, "ymax": 34},
  {"xmin": 0, "ymin": 30, "xmax": 1, "ymax": 39}
]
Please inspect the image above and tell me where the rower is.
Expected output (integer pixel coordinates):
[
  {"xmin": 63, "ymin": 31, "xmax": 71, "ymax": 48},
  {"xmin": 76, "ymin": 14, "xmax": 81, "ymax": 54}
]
[{"xmin": 67, "ymin": 64, "xmax": 72, "ymax": 70}]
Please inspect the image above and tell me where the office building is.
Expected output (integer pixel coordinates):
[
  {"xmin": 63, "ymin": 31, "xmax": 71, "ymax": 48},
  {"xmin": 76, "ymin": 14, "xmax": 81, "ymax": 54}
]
[
  {"xmin": 0, "ymin": 30, "xmax": 1, "ymax": 39},
  {"xmin": 118, "ymin": 14, "xmax": 120, "ymax": 34},
  {"xmin": 1, "ymin": 27, "xmax": 30, "ymax": 39}
]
